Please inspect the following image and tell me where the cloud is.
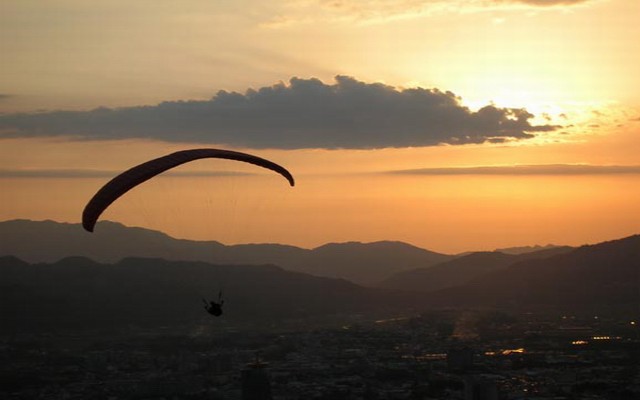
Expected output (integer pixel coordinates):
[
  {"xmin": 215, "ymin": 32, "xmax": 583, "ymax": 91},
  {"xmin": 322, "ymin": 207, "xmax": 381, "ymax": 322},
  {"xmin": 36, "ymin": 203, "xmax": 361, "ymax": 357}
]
[
  {"xmin": 0, "ymin": 94, "xmax": 13, "ymax": 100},
  {"xmin": 0, "ymin": 169, "xmax": 253, "ymax": 179},
  {"xmin": 316, "ymin": 0, "xmax": 592, "ymax": 14},
  {"xmin": 503, "ymin": 0, "xmax": 591, "ymax": 6},
  {"xmin": 265, "ymin": 0, "xmax": 595, "ymax": 25},
  {"xmin": 389, "ymin": 164, "xmax": 640, "ymax": 176},
  {"xmin": 0, "ymin": 76, "xmax": 558, "ymax": 149},
  {"xmin": 0, "ymin": 169, "xmax": 115, "ymax": 178}
]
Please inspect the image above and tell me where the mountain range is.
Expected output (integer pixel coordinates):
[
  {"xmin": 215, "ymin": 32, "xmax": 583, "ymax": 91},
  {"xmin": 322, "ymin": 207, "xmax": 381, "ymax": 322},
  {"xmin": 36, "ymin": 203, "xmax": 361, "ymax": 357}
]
[
  {"xmin": 426, "ymin": 234, "xmax": 640, "ymax": 315},
  {"xmin": 1, "ymin": 219, "xmax": 638, "ymax": 332},
  {"xmin": 0, "ymin": 219, "xmax": 452, "ymax": 286},
  {"xmin": 0, "ymin": 255, "xmax": 416, "ymax": 332},
  {"xmin": 379, "ymin": 246, "xmax": 574, "ymax": 293}
]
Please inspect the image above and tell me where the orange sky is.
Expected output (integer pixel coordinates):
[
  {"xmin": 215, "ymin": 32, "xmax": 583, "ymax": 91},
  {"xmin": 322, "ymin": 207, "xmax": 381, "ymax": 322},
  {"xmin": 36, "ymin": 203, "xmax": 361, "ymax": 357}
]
[{"xmin": 1, "ymin": 0, "xmax": 639, "ymax": 253}]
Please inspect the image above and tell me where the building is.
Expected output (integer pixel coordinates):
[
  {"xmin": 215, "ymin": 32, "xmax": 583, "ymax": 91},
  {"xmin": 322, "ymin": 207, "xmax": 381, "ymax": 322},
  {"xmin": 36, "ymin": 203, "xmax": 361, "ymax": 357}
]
[
  {"xmin": 447, "ymin": 346, "xmax": 474, "ymax": 372},
  {"xmin": 464, "ymin": 375, "xmax": 499, "ymax": 400},
  {"xmin": 241, "ymin": 355, "xmax": 272, "ymax": 400}
]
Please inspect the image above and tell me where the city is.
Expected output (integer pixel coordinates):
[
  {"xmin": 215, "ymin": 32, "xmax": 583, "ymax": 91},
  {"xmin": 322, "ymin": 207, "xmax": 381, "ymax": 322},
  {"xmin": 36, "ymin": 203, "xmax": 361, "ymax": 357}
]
[{"xmin": 3, "ymin": 311, "xmax": 638, "ymax": 399}]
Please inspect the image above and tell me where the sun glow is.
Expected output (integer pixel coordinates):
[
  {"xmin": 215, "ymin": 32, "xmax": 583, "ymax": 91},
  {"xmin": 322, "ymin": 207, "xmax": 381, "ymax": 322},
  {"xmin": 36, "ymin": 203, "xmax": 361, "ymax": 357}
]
[{"xmin": 461, "ymin": 67, "xmax": 566, "ymax": 111}]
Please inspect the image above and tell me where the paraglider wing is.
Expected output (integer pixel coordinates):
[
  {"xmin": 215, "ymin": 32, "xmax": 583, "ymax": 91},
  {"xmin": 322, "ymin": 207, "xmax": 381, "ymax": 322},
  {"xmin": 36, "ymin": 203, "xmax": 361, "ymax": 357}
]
[{"xmin": 82, "ymin": 148, "xmax": 295, "ymax": 232}]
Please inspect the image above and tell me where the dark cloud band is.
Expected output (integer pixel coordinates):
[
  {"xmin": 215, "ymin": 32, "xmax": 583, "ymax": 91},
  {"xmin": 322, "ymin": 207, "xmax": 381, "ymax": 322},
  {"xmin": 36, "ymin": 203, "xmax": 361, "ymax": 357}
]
[
  {"xmin": 506, "ymin": 0, "xmax": 590, "ymax": 6},
  {"xmin": 389, "ymin": 164, "xmax": 640, "ymax": 176},
  {"xmin": 0, "ymin": 169, "xmax": 252, "ymax": 179},
  {"xmin": 0, "ymin": 76, "xmax": 558, "ymax": 149}
]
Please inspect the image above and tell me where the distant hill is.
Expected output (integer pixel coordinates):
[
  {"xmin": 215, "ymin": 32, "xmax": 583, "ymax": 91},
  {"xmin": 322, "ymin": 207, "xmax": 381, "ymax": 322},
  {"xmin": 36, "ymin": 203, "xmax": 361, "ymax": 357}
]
[
  {"xmin": 295, "ymin": 241, "xmax": 451, "ymax": 285},
  {"xmin": 428, "ymin": 235, "xmax": 640, "ymax": 314},
  {"xmin": 0, "ymin": 219, "xmax": 452, "ymax": 286},
  {"xmin": 494, "ymin": 244, "xmax": 564, "ymax": 255},
  {"xmin": 380, "ymin": 252, "xmax": 520, "ymax": 292},
  {"xmin": 0, "ymin": 256, "xmax": 419, "ymax": 333},
  {"xmin": 379, "ymin": 246, "xmax": 573, "ymax": 293},
  {"xmin": 1, "ymin": 234, "xmax": 637, "ymax": 332}
]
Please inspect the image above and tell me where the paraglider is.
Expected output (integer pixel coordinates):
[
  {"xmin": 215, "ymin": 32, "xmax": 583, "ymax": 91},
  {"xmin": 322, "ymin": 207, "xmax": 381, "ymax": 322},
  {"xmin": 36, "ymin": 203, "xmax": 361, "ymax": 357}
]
[
  {"xmin": 203, "ymin": 291, "xmax": 225, "ymax": 317},
  {"xmin": 81, "ymin": 148, "xmax": 295, "ymax": 232},
  {"xmin": 81, "ymin": 148, "xmax": 294, "ymax": 319}
]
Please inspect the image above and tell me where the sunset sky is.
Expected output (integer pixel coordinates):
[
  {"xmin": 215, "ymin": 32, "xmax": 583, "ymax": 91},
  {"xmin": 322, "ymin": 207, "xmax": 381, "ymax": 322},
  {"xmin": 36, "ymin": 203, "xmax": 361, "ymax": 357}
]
[{"xmin": 1, "ymin": 0, "xmax": 639, "ymax": 254}]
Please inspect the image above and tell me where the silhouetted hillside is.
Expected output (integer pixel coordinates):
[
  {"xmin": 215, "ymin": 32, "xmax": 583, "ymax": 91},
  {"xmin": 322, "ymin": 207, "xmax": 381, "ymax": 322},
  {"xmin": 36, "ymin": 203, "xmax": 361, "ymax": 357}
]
[
  {"xmin": 0, "ymin": 219, "xmax": 452, "ymax": 285},
  {"xmin": 0, "ymin": 219, "xmax": 228, "ymax": 264},
  {"xmin": 379, "ymin": 246, "xmax": 573, "ymax": 292},
  {"xmin": 0, "ymin": 255, "xmax": 29, "ymax": 268},
  {"xmin": 1, "ymin": 235, "xmax": 637, "ymax": 333},
  {"xmin": 297, "ymin": 241, "xmax": 451, "ymax": 285},
  {"xmin": 380, "ymin": 252, "xmax": 520, "ymax": 292},
  {"xmin": 0, "ymin": 256, "xmax": 418, "ymax": 333},
  {"xmin": 494, "ymin": 244, "xmax": 564, "ymax": 255},
  {"xmin": 428, "ymin": 235, "xmax": 640, "ymax": 314}
]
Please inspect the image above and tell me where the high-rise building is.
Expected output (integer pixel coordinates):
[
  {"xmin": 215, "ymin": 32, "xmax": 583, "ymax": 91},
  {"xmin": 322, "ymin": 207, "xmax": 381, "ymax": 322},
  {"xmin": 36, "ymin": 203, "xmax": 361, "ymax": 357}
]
[
  {"xmin": 464, "ymin": 375, "xmax": 499, "ymax": 400},
  {"xmin": 241, "ymin": 355, "xmax": 272, "ymax": 400},
  {"xmin": 447, "ymin": 346, "xmax": 474, "ymax": 372}
]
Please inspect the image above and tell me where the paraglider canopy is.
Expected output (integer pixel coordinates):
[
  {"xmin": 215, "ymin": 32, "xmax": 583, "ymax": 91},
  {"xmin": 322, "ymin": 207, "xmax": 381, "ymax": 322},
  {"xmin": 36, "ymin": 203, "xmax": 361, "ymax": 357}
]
[{"xmin": 82, "ymin": 148, "xmax": 295, "ymax": 232}]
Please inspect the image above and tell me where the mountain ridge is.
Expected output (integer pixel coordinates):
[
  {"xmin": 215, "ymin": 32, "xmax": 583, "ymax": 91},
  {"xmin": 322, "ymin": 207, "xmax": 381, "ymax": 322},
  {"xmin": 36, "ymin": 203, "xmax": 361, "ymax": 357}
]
[
  {"xmin": 0, "ymin": 219, "xmax": 452, "ymax": 286},
  {"xmin": 380, "ymin": 246, "xmax": 574, "ymax": 293},
  {"xmin": 426, "ymin": 234, "xmax": 640, "ymax": 313},
  {"xmin": 1, "ymin": 234, "xmax": 638, "ymax": 332},
  {"xmin": 0, "ymin": 255, "xmax": 418, "ymax": 332}
]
